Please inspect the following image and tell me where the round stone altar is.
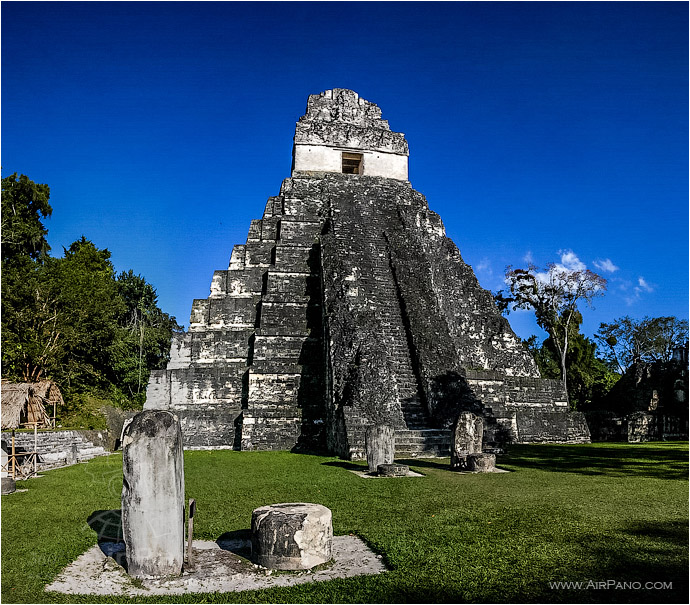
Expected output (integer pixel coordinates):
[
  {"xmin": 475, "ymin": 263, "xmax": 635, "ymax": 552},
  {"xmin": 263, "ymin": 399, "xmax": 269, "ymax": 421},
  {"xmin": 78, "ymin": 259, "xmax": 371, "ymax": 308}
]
[
  {"xmin": 251, "ymin": 503, "xmax": 333, "ymax": 570},
  {"xmin": 467, "ymin": 453, "xmax": 496, "ymax": 472},
  {"xmin": 377, "ymin": 463, "xmax": 409, "ymax": 477}
]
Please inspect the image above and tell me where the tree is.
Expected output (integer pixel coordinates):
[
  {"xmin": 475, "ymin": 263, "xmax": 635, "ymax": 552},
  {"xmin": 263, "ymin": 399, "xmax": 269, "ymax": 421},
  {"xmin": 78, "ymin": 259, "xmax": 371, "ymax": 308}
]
[
  {"xmin": 2, "ymin": 173, "xmax": 56, "ymax": 380},
  {"xmin": 524, "ymin": 322, "xmax": 620, "ymax": 410},
  {"xmin": 1, "ymin": 173, "xmax": 52, "ymax": 262},
  {"xmin": 52, "ymin": 237, "xmax": 125, "ymax": 389},
  {"xmin": 1, "ymin": 256, "xmax": 60, "ymax": 381},
  {"xmin": 109, "ymin": 270, "xmax": 180, "ymax": 402},
  {"xmin": 1, "ymin": 172, "xmax": 179, "ymax": 421},
  {"xmin": 596, "ymin": 316, "xmax": 689, "ymax": 373},
  {"xmin": 496, "ymin": 263, "xmax": 607, "ymax": 402},
  {"xmin": 3, "ymin": 235, "xmax": 178, "ymax": 405},
  {"xmin": 2, "ymin": 237, "xmax": 124, "ymax": 385}
]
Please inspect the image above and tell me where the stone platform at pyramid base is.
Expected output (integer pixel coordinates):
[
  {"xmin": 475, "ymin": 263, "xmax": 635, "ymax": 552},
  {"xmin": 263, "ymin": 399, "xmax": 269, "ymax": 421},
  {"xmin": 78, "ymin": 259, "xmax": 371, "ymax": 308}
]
[
  {"xmin": 141, "ymin": 408, "xmax": 589, "ymax": 457},
  {"xmin": 147, "ymin": 356, "xmax": 590, "ymax": 458},
  {"xmin": 146, "ymin": 366, "xmax": 590, "ymax": 457}
]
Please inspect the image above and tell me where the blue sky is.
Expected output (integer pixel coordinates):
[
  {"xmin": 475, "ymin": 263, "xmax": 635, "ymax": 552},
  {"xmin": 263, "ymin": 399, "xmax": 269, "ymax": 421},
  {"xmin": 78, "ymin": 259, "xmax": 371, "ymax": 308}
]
[{"xmin": 2, "ymin": 1, "xmax": 687, "ymax": 342}]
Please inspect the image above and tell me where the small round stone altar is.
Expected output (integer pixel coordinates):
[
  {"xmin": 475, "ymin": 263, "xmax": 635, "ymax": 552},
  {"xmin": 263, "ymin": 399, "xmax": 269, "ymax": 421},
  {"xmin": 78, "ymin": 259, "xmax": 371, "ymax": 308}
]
[
  {"xmin": 251, "ymin": 503, "xmax": 333, "ymax": 570},
  {"xmin": 377, "ymin": 463, "xmax": 409, "ymax": 477},
  {"xmin": 467, "ymin": 453, "xmax": 496, "ymax": 472}
]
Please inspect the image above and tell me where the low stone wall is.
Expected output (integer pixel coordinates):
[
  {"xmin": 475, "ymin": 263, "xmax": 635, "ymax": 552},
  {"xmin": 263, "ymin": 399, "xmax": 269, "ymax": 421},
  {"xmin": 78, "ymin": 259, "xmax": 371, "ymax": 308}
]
[
  {"xmin": 1, "ymin": 430, "xmax": 109, "ymax": 470},
  {"xmin": 514, "ymin": 409, "xmax": 590, "ymax": 443},
  {"xmin": 459, "ymin": 372, "xmax": 589, "ymax": 444},
  {"xmin": 464, "ymin": 371, "xmax": 569, "ymax": 416},
  {"xmin": 240, "ymin": 409, "xmax": 302, "ymax": 451}
]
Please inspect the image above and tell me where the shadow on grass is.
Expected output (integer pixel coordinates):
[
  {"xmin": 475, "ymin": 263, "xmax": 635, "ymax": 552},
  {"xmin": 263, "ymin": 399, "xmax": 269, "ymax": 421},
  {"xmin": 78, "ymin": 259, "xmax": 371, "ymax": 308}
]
[
  {"xmin": 563, "ymin": 519, "xmax": 690, "ymax": 604},
  {"xmin": 622, "ymin": 519, "xmax": 689, "ymax": 544},
  {"xmin": 352, "ymin": 519, "xmax": 689, "ymax": 604},
  {"xmin": 87, "ymin": 509, "xmax": 123, "ymax": 542},
  {"xmin": 217, "ymin": 529, "xmax": 252, "ymax": 558},
  {"xmin": 321, "ymin": 460, "xmax": 365, "ymax": 472},
  {"xmin": 87, "ymin": 509, "xmax": 128, "ymax": 570},
  {"xmin": 322, "ymin": 458, "xmax": 448, "ymax": 473},
  {"xmin": 503, "ymin": 444, "xmax": 688, "ymax": 480}
]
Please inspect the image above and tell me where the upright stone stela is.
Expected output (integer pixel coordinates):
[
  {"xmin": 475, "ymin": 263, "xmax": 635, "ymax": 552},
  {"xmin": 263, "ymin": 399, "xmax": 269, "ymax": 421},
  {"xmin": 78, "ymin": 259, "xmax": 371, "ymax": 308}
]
[
  {"xmin": 122, "ymin": 410, "xmax": 185, "ymax": 579},
  {"xmin": 146, "ymin": 89, "xmax": 590, "ymax": 457}
]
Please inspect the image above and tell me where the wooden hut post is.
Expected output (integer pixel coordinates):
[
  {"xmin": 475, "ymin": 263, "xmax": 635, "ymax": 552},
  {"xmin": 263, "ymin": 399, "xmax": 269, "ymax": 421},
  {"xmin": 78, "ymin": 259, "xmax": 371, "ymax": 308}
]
[
  {"xmin": 34, "ymin": 422, "xmax": 38, "ymax": 476},
  {"xmin": 11, "ymin": 429, "xmax": 16, "ymax": 480}
]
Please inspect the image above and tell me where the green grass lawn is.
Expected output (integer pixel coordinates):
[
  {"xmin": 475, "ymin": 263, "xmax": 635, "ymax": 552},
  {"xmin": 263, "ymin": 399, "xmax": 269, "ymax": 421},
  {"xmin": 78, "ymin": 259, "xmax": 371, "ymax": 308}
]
[{"xmin": 2, "ymin": 442, "xmax": 688, "ymax": 603}]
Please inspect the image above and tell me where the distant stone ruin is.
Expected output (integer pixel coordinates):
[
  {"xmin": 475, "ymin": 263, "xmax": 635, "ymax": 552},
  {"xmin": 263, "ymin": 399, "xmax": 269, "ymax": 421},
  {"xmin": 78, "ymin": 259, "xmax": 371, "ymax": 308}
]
[
  {"xmin": 586, "ymin": 358, "xmax": 689, "ymax": 442},
  {"xmin": 146, "ymin": 88, "xmax": 590, "ymax": 457}
]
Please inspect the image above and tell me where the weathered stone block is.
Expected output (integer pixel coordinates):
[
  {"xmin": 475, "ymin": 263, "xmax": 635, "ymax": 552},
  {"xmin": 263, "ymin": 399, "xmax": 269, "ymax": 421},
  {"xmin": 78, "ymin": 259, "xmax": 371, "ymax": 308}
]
[
  {"xmin": 466, "ymin": 453, "xmax": 496, "ymax": 473},
  {"xmin": 1, "ymin": 477, "xmax": 16, "ymax": 495},
  {"xmin": 122, "ymin": 410, "xmax": 185, "ymax": 579},
  {"xmin": 1, "ymin": 441, "xmax": 8, "ymax": 479},
  {"xmin": 365, "ymin": 425, "xmax": 395, "ymax": 472},
  {"xmin": 251, "ymin": 503, "xmax": 332, "ymax": 570},
  {"xmin": 377, "ymin": 463, "xmax": 409, "ymax": 477},
  {"xmin": 450, "ymin": 412, "xmax": 483, "ymax": 470}
]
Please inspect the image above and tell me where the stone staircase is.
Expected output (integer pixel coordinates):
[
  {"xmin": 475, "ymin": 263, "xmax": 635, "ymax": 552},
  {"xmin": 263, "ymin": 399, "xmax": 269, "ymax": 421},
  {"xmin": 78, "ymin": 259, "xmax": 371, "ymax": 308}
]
[
  {"xmin": 372, "ymin": 266, "xmax": 416, "ymax": 381},
  {"xmin": 399, "ymin": 396, "xmax": 431, "ymax": 430},
  {"xmin": 394, "ymin": 428, "xmax": 451, "ymax": 458},
  {"xmin": 347, "ymin": 190, "xmax": 432, "ymax": 433}
]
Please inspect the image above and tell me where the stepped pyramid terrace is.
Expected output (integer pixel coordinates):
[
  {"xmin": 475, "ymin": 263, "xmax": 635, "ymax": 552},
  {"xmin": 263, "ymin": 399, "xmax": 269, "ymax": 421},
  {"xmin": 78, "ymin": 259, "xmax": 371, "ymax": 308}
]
[{"xmin": 145, "ymin": 88, "xmax": 590, "ymax": 457}]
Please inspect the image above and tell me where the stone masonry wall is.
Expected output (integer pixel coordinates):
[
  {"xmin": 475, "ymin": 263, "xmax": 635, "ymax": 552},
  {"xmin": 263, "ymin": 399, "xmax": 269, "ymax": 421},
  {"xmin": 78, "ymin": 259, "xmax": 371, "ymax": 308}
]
[
  {"xmin": 586, "ymin": 411, "xmax": 688, "ymax": 442},
  {"xmin": 313, "ymin": 173, "xmax": 582, "ymax": 454},
  {"xmin": 460, "ymin": 371, "xmax": 590, "ymax": 443},
  {"xmin": 147, "ymin": 177, "xmax": 330, "ymax": 452}
]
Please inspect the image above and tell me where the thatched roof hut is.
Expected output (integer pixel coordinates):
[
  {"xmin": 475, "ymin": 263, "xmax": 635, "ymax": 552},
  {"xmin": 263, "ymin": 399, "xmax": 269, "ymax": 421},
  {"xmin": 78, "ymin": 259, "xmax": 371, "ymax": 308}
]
[
  {"xmin": 1, "ymin": 381, "xmax": 64, "ymax": 430},
  {"xmin": 33, "ymin": 380, "xmax": 64, "ymax": 412}
]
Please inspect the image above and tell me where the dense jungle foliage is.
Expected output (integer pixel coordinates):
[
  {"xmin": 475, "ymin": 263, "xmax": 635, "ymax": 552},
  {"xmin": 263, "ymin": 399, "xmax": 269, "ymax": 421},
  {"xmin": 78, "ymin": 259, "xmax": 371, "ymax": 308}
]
[{"xmin": 1, "ymin": 173, "xmax": 179, "ymax": 427}]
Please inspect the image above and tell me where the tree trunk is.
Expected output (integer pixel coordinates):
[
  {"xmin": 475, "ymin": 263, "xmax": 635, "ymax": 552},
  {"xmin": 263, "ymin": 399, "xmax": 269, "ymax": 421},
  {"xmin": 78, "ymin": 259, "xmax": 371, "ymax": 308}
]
[
  {"xmin": 559, "ymin": 348, "xmax": 568, "ymax": 402},
  {"xmin": 551, "ymin": 326, "xmax": 570, "ymax": 408},
  {"xmin": 137, "ymin": 320, "xmax": 145, "ymax": 393},
  {"xmin": 561, "ymin": 324, "xmax": 571, "ymax": 409}
]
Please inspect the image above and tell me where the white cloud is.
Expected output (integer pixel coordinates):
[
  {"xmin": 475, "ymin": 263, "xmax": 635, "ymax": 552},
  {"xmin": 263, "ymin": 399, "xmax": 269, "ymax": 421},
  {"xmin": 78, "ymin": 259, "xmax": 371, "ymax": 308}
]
[
  {"xmin": 527, "ymin": 249, "xmax": 605, "ymax": 295},
  {"xmin": 557, "ymin": 249, "xmax": 586, "ymax": 272},
  {"xmin": 593, "ymin": 258, "xmax": 619, "ymax": 273},
  {"xmin": 529, "ymin": 249, "xmax": 586, "ymax": 289},
  {"xmin": 636, "ymin": 276, "xmax": 654, "ymax": 293},
  {"xmin": 523, "ymin": 250, "xmax": 534, "ymax": 264},
  {"xmin": 624, "ymin": 276, "xmax": 655, "ymax": 305}
]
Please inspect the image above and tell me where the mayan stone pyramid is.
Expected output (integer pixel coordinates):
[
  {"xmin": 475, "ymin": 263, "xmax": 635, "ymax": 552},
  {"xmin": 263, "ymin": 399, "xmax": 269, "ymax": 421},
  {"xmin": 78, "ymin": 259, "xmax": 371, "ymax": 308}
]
[{"xmin": 146, "ymin": 89, "xmax": 590, "ymax": 457}]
